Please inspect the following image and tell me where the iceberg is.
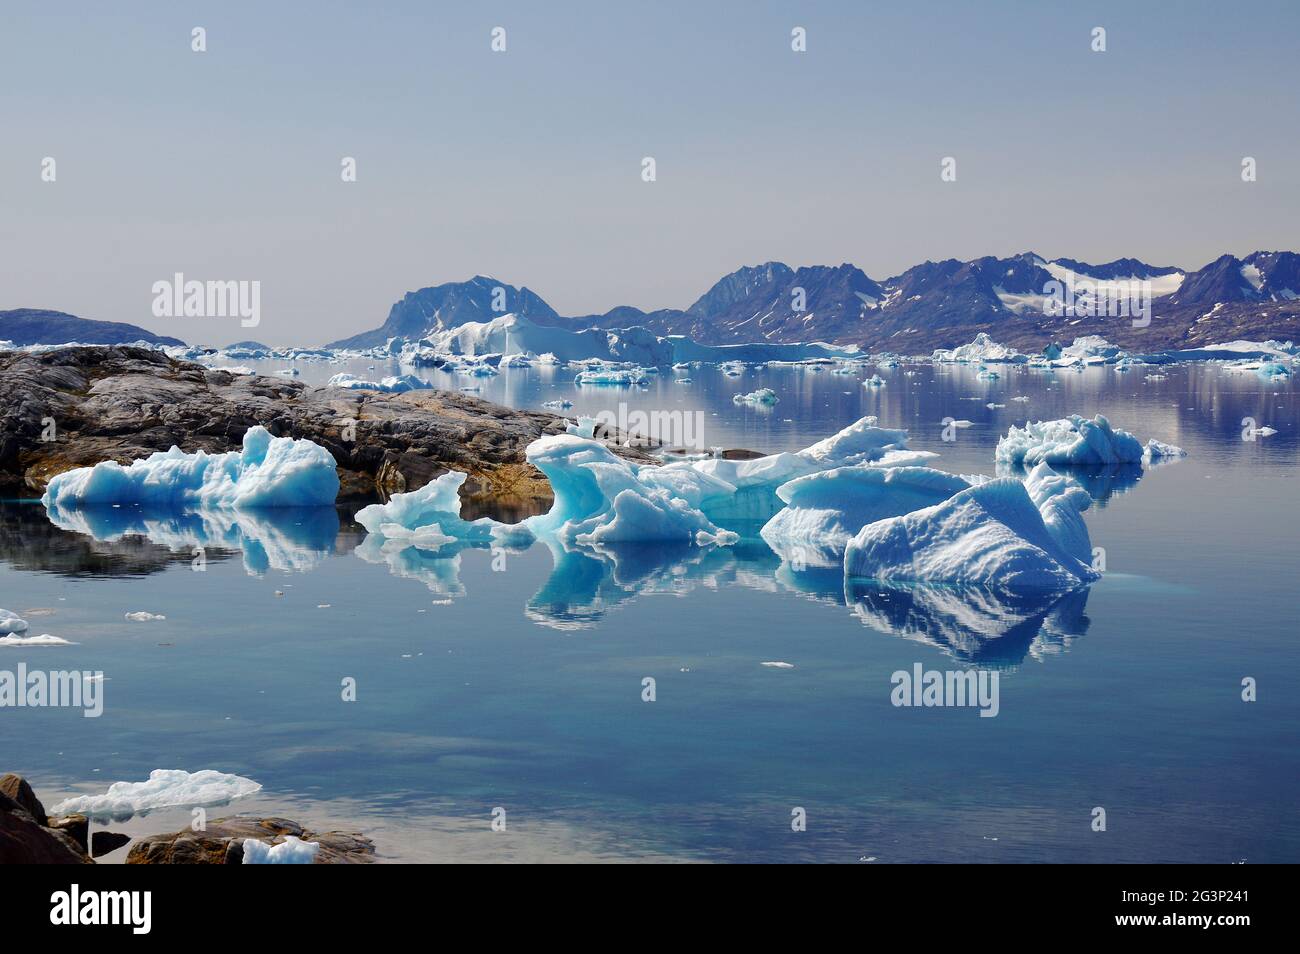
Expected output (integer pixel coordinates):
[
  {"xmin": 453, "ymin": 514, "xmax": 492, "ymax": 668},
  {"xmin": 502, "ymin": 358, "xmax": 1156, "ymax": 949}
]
[
  {"xmin": 0, "ymin": 608, "xmax": 28, "ymax": 635},
  {"xmin": 0, "ymin": 633, "xmax": 75, "ymax": 647},
  {"xmin": 523, "ymin": 435, "xmax": 738, "ymax": 546},
  {"xmin": 1143, "ymin": 439, "xmax": 1186, "ymax": 461},
  {"xmin": 50, "ymin": 769, "xmax": 262, "ymax": 821},
  {"xmin": 242, "ymin": 835, "xmax": 321, "ymax": 865},
  {"xmin": 1053, "ymin": 335, "xmax": 1126, "ymax": 366},
  {"xmin": 41, "ymin": 426, "xmax": 340, "ymax": 509},
  {"xmin": 733, "ymin": 387, "xmax": 779, "ymax": 406},
  {"xmin": 355, "ymin": 470, "xmax": 527, "ymax": 547},
  {"xmin": 932, "ymin": 333, "xmax": 1027, "ymax": 364},
  {"xmin": 995, "ymin": 414, "xmax": 1144, "ymax": 467},
  {"xmin": 326, "ymin": 372, "xmax": 431, "ymax": 393},
  {"xmin": 760, "ymin": 466, "xmax": 974, "ymax": 567},
  {"xmin": 574, "ymin": 367, "xmax": 646, "ymax": 386},
  {"xmin": 843, "ymin": 469, "xmax": 1100, "ymax": 592}
]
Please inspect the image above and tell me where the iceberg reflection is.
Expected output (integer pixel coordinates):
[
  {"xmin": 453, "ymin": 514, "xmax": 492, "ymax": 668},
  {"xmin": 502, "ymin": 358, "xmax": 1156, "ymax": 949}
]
[
  {"xmin": 845, "ymin": 580, "xmax": 1091, "ymax": 666},
  {"xmin": 42, "ymin": 503, "xmax": 340, "ymax": 575},
  {"xmin": 525, "ymin": 538, "xmax": 784, "ymax": 630}
]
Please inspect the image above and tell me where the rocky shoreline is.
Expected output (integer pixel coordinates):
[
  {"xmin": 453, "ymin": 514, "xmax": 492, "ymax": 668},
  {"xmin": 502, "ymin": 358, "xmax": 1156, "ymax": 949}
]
[
  {"xmin": 0, "ymin": 346, "xmax": 655, "ymax": 503},
  {"xmin": 0, "ymin": 773, "xmax": 374, "ymax": 864}
]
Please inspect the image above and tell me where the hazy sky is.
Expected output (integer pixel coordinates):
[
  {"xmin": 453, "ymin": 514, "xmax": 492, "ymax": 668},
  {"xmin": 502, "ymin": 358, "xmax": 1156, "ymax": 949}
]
[{"xmin": 3, "ymin": 0, "xmax": 1298, "ymax": 346}]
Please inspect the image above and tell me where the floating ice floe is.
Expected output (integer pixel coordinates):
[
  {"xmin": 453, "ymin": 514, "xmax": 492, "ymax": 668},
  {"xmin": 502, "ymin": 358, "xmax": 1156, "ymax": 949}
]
[
  {"xmin": 575, "ymin": 367, "xmax": 645, "ymax": 386},
  {"xmin": 0, "ymin": 608, "xmax": 28, "ymax": 635},
  {"xmin": 542, "ymin": 399, "xmax": 573, "ymax": 410},
  {"xmin": 0, "ymin": 633, "xmax": 75, "ymax": 647},
  {"xmin": 995, "ymin": 414, "xmax": 1146, "ymax": 467},
  {"xmin": 125, "ymin": 611, "xmax": 165, "ymax": 622},
  {"xmin": 844, "ymin": 464, "xmax": 1100, "ymax": 592},
  {"xmin": 355, "ymin": 470, "xmax": 531, "ymax": 548},
  {"xmin": 41, "ymin": 426, "xmax": 340, "ymax": 509},
  {"xmin": 733, "ymin": 387, "xmax": 779, "ymax": 406},
  {"xmin": 326, "ymin": 372, "xmax": 431, "ymax": 393},
  {"xmin": 50, "ymin": 769, "xmax": 263, "ymax": 821},
  {"xmin": 242, "ymin": 835, "xmax": 320, "ymax": 865},
  {"xmin": 1143, "ymin": 439, "xmax": 1186, "ymax": 461},
  {"xmin": 863, "ymin": 374, "xmax": 886, "ymax": 388},
  {"xmin": 760, "ymin": 466, "xmax": 975, "ymax": 567},
  {"xmin": 1137, "ymin": 339, "xmax": 1298, "ymax": 364}
]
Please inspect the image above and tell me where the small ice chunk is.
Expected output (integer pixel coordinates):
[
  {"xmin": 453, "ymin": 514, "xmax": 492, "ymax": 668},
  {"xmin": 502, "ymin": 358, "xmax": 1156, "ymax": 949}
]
[
  {"xmin": 1143, "ymin": 439, "xmax": 1187, "ymax": 460},
  {"xmin": 242, "ymin": 835, "xmax": 321, "ymax": 864},
  {"xmin": 733, "ymin": 387, "xmax": 779, "ymax": 406},
  {"xmin": 0, "ymin": 608, "xmax": 29, "ymax": 635},
  {"xmin": 761, "ymin": 661, "xmax": 795, "ymax": 669},
  {"xmin": 125, "ymin": 611, "xmax": 166, "ymax": 622}
]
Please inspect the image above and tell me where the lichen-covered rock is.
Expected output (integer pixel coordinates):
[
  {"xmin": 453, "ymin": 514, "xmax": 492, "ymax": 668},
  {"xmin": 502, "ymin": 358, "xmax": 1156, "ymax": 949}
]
[{"xmin": 0, "ymin": 346, "xmax": 656, "ymax": 501}]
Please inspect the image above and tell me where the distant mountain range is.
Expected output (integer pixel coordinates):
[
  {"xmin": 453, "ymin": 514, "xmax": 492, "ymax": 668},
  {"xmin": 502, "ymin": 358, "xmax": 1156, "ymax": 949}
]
[
  {"xmin": 326, "ymin": 251, "xmax": 1300, "ymax": 353},
  {"xmin": 7, "ymin": 253, "xmax": 1300, "ymax": 354},
  {"xmin": 0, "ymin": 308, "xmax": 185, "ymax": 348}
]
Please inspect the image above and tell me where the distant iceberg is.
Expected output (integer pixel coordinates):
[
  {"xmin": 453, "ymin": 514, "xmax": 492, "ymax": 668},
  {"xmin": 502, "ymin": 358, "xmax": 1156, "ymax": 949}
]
[
  {"xmin": 326, "ymin": 372, "xmax": 431, "ymax": 393},
  {"xmin": 1052, "ymin": 335, "xmax": 1127, "ymax": 366},
  {"xmin": 574, "ymin": 367, "xmax": 646, "ymax": 386},
  {"xmin": 412, "ymin": 312, "xmax": 859, "ymax": 367},
  {"xmin": 42, "ymin": 426, "xmax": 340, "ymax": 509},
  {"xmin": 844, "ymin": 467, "xmax": 1100, "ymax": 591},
  {"xmin": 995, "ymin": 414, "xmax": 1146, "ymax": 467},
  {"xmin": 51, "ymin": 768, "xmax": 262, "ymax": 821},
  {"xmin": 932, "ymin": 333, "xmax": 1027, "ymax": 364},
  {"xmin": 733, "ymin": 387, "xmax": 779, "ymax": 406}
]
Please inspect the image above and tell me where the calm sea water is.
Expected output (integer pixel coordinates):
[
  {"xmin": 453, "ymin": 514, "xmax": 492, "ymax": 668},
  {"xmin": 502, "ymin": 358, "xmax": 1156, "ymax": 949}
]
[{"xmin": 2, "ymin": 360, "xmax": 1297, "ymax": 862}]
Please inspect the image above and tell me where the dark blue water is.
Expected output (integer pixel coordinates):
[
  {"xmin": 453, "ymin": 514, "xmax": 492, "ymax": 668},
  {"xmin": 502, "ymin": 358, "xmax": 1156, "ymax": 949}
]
[{"xmin": 2, "ymin": 362, "xmax": 1296, "ymax": 862}]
